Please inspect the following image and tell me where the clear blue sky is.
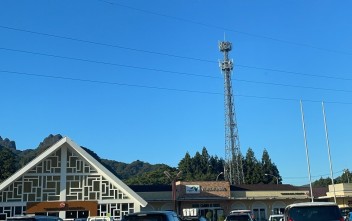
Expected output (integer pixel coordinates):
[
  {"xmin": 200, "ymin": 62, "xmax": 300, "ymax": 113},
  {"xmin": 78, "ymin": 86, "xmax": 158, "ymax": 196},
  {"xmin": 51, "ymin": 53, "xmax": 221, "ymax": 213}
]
[{"xmin": 1, "ymin": 0, "xmax": 351, "ymax": 186}]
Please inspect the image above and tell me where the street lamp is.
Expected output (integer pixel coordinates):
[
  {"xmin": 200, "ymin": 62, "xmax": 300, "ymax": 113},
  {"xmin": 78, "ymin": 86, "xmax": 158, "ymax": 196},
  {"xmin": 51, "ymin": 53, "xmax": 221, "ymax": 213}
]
[
  {"xmin": 216, "ymin": 172, "xmax": 224, "ymax": 181},
  {"xmin": 265, "ymin": 173, "xmax": 279, "ymax": 185},
  {"xmin": 164, "ymin": 170, "xmax": 182, "ymax": 213}
]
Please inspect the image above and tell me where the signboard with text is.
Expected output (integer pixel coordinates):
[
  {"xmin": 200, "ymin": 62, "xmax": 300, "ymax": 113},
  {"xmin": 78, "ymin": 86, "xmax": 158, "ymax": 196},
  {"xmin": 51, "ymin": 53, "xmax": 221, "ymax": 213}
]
[{"xmin": 179, "ymin": 181, "xmax": 231, "ymax": 198}]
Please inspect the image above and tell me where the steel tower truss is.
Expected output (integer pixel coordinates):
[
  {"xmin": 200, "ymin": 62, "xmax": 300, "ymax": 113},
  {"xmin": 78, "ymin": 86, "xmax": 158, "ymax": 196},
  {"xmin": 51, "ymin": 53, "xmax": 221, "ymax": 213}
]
[{"xmin": 219, "ymin": 41, "xmax": 244, "ymax": 185}]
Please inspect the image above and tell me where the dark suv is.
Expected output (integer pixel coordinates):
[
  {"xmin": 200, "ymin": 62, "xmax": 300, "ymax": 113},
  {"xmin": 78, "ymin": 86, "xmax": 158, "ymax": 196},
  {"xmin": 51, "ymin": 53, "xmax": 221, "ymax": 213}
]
[
  {"xmin": 284, "ymin": 202, "xmax": 343, "ymax": 221},
  {"xmin": 121, "ymin": 211, "xmax": 181, "ymax": 221}
]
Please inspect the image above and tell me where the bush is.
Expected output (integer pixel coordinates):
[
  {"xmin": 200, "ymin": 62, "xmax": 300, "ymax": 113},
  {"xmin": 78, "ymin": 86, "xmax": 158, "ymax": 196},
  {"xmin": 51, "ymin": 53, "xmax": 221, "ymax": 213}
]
[{"xmin": 206, "ymin": 211, "xmax": 213, "ymax": 221}]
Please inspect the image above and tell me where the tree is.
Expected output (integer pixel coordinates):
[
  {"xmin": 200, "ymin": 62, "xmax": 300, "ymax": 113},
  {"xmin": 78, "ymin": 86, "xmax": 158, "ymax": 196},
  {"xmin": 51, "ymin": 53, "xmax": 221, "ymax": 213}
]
[
  {"xmin": 0, "ymin": 135, "xmax": 287, "ymax": 185},
  {"xmin": 124, "ymin": 165, "xmax": 174, "ymax": 185},
  {"xmin": 243, "ymin": 148, "xmax": 262, "ymax": 184},
  {"xmin": 0, "ymin": 147, "xmax": 17, "ymax": 182},
  {"xmin": 261, "ymin": 149, "xmax": 281, "ymax": 184},
  {"xmin": 206, "ymin": 211, "xmax": 213, "ymax": 221},
  {"xmin": 178, "ymin": 152, "xmax": 194, "ymax": 181},
  {"xmin": 336, "ymin": 169, "xmax": 351, "ymax": 184},
  {"xmin": 209, "ymin": 155, "xmax": 224, "ymax": 180},
  {"xmin": 201, "ymin": 147, "xmax": 211, "ymax": 173},
  {"xmin": 178, "ymin": 147, "xmax": 224, "ymax": 181},
  {"xmin": 312, "ymin": 177, "xmax": 332, "ymax": 187},
  {"xmin": 192, "ymin": 152, "xmax": 203, "ymax": 180}
]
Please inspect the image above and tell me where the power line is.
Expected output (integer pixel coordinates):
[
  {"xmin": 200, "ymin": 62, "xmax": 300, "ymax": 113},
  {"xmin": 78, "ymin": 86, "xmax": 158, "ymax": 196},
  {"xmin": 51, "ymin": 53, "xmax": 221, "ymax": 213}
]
[
  {"xmin": 235, "ymin": 65, "xmax": 352, "ymax": 82},
  {"xmin": 0, "ymin": 70, "xmax": 222, "ymax": 95},
  {"xmin": 284, "ymin": 169, "xmax": 345, "ymax": 180},
  {"xmin": 0, "ymin": 47, "xmax": 218, "ymax": 79},
  {"xmin": 0, "ymin": 25, "xmax": 214, "ymax": 64},
  {"xmin": 1, "ymin": 25, "xmax": 352, "ymax": 82},
  {"xmin": 97, "ymin": 0, "xmax": 352, "ymax": 56},
  {"xmin": 2, "ymin": 69, "xmax": 352, "ymax": 105},
  {"xmin": 234, "ymin": 78, "xmax": 352, "ymax": 93},
  {"xmin": 1, "ymin": 46, "xmax": 352, "ymax": 94}
]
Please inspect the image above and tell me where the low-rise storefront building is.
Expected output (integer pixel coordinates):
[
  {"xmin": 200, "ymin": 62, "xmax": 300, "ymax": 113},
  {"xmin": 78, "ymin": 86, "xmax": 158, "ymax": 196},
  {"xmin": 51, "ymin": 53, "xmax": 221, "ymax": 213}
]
[
  {"xmin": 131, "ymin": 181, "xmax": 352, "ymax": 221},
  {"xmin": 132, "ymin": 181, "xmax": 314, "ymax": 221}
]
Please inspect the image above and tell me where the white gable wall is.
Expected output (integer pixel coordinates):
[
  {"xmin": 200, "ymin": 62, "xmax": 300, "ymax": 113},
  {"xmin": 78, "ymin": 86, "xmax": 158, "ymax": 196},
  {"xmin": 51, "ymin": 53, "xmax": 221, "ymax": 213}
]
[{"xmin": 0, "ymin": 137, "xmax": 147, "ymax": 220}]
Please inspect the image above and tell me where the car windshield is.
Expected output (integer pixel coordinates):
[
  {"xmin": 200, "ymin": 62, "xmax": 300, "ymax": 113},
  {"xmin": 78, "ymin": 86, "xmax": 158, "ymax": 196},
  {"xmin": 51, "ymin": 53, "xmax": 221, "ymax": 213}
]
[
  {"xmin": 226, "ymin": 215, "xmax": 251, "ymax": 221},
  {"xmin": 289, "ymin": 206, "xmax": 341, "ymax": 221}
]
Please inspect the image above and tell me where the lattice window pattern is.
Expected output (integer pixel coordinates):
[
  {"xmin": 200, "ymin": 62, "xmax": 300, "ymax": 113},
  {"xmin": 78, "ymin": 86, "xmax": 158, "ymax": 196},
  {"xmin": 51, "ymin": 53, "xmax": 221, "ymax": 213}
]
[
  {"xmin": 98, "ymin": 203, "xmax": 134, "ymax": 220},
  {"xmin": 0, "ymin": 145, "xmax": 135, "ymax": 218}
]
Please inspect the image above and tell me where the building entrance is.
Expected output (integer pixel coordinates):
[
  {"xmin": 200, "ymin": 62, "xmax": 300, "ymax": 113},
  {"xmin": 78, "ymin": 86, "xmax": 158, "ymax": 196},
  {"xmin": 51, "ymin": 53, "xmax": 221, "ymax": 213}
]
[{"xmin": 189, "ymin": 204, "xmax": 224, "ymax": 221}]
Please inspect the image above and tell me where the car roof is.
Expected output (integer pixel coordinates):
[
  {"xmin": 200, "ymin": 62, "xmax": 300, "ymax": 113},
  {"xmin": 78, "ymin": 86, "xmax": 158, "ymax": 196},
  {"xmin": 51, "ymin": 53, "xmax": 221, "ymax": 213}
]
[
  {"xmin": 125, "ymin": 211, "xmax": 177, "ymax": 216},
  {"xmin": 227, "ymin": 213, "xmax": 251, "ymax": 217},
  {"xmin": 286, "ymin": 202, "xmax": 338, "ymax": 209},
  {"xmin": 229, "ymin": 210, "xmax": 251, "ymax": 214}
]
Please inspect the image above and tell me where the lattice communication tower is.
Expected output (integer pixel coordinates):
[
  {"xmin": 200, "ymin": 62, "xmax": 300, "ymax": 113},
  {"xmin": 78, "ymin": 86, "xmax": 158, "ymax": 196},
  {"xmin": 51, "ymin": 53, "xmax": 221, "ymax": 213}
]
[{"xmin": 219, "ymin": 41, "xmax": 245, "ymax": 185}]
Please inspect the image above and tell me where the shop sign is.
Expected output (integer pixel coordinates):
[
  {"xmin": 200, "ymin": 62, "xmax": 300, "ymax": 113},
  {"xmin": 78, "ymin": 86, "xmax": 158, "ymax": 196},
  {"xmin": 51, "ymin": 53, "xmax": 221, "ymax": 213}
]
[
  {"xmin": 281, "ymin": 192, "xmax": 306, "ymax": 195},
  {"xmin": 202, "ymin": 187, "xmax": 227, "ymax": 192},
  {"xmin": 186, "ymin": 185, "xmax": 200, "ymax": 194}
]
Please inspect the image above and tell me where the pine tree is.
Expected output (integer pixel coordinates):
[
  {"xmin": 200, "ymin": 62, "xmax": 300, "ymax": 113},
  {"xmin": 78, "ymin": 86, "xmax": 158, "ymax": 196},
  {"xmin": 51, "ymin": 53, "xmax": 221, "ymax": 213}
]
[
  {"xmin": 243, "ymin": 148, "xmax": 262, "ymax": 184},
  {"xmin": 261, "ymin": 148, "xmax": 281, "ymax": 184}
]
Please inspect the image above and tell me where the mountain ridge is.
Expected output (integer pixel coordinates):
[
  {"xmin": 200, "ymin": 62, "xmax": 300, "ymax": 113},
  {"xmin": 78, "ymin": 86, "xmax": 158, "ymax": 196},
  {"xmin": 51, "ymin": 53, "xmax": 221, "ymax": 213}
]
[{"xmin": 0, "ymin": 134, "xmax": 172, "ymax": 184}]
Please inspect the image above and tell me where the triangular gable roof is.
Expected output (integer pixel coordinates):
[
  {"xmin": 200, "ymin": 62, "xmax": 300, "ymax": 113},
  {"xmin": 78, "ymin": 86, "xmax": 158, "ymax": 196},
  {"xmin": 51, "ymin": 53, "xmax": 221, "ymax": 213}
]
[{"xmin": 0, "ymin": 136, "xmax": 147, "ymax": 207}]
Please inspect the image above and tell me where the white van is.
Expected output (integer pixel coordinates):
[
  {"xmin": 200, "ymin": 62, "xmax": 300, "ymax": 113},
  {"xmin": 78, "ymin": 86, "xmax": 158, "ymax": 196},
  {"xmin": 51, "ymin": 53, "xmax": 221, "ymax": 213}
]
[{"xmin": 268, "ymin": 214, "xmax": 283, "ymax": 221}]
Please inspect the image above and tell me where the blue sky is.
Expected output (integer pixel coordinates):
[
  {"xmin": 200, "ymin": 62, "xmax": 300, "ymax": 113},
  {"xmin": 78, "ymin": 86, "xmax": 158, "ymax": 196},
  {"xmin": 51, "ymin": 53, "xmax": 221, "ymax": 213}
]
[{"xmin": 1, "ymin": 0, "xmax": 352, "ymax": 186}]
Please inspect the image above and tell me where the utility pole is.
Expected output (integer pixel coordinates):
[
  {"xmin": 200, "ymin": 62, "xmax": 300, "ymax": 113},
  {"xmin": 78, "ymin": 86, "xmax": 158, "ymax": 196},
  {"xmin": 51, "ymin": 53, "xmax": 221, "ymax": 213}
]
[{"xmin": 164, "ymin": 171, "xmax": 182, "ymax": 213}]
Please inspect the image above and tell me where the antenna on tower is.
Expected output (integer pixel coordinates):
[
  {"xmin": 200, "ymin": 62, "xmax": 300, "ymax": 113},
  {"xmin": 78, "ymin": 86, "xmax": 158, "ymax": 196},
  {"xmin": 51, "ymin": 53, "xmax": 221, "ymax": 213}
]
[{"xmin": 218, "ymin": 39, "xmax": 245, "ymax": 185}]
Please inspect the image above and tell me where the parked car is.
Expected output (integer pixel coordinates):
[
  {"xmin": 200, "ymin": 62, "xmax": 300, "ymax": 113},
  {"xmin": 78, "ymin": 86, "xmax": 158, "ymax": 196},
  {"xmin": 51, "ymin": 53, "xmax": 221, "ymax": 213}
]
[
  {"xmin": 340, "ymin": 208, "xmax": 352, "ymax": 221},
  {"xmin": 182, "ymin": 216, "xmax": 207, "ymax": 221},
  {"xmin": 226, "ymin": 210, "xmax": 254, "ymax": 221},
  {"xmin": 229, "ymin": 210, "xmax": 252, "ymax": 216},
  {"xmin": 283, "ymin": 202, "xmax": 343, "ymax": 221},
  {"xmin": 87, "ymin": 217, "xmax": 113, "ymax": 221},
  {"xmin": 268, "ymin": 214, "xmax": 283, "ymax": 221},
  {"xmin": 6, "ymin": 215, "xmax": 63, "ymax": 221},
  {"xmin": 121, "ymin": 211, "xmax": 181, "ymax": 221},
  {"xmin": 347, "ymin": 212, "xmax": 352, "ymax": 221},
  {"xmin": 74, "ymin": 219, "xmax": 87, "ymax": 221}
]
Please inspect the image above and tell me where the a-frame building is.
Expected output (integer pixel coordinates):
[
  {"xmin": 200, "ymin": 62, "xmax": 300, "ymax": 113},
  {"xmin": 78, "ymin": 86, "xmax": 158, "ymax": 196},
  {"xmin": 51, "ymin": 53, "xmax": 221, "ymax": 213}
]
[{"xmin": 0, "ymin": 137, "xmax": 147, "ymax": 220}]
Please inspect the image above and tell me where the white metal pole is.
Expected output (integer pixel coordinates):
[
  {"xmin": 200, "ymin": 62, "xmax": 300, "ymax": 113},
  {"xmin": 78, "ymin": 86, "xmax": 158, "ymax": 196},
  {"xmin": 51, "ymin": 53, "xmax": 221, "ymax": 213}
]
[
  {"xmin": 322, "ymin": 101, "xmax": 337, "ymax": 203},
  {"xmin": 300, "ymin": 100, "xmax": 314, "ymax": 202}
]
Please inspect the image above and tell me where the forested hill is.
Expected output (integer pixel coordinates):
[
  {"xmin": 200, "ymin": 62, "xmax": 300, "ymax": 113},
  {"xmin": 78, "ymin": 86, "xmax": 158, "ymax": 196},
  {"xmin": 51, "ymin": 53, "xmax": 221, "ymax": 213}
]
[
  {"xmin": 0, "ymin": 134, "xmax": 174, "ymax": 185},
  {"xmin": 0, "ymin": 134, "xmax": 284, "ymax": 186},
  {"xmin": 0, "ymin": 134, "xmax": 283, "ymax": 186},
  {"xmin": 3, "ymin": 134, "xmax": 345, "ymax": 187}
]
